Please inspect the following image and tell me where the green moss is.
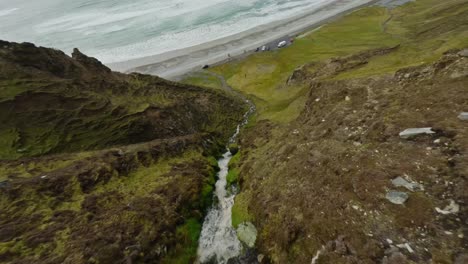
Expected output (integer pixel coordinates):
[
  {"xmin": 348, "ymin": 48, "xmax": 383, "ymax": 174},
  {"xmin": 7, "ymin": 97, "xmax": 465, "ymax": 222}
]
[
  {"xmin": 232, "ymin": 191, "xmax": 253, "ymax": 228},
  {"xmin": 226, "ymin": 168, "xmax": 239, "ymax": 186},
  {"xmin": 162, "ymin": 218, "xmax": 202, "ymax": 264}
]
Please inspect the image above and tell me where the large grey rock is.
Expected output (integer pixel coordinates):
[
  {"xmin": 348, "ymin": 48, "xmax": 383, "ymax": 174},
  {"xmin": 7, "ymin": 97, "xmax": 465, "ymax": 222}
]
[
  {"xmin": 399, "ymin": 128, "xmax": 435, "ymax": 139},
  {"xmin": 391, "ymin": 176, "xmax": 424, "ymax": 191},
  {"xmin": 458, "ymin": 112, "xmax": 468, "ymax": 121},
  {"xmin": 458, "ymin": 49, "xmax": 468, "ymax": 57},
  {"xmin": 236, "ymin": 222, "xmax": 257, "ymax": 248},
  {"xmin": 386, "ymin": 191, "xmax": 409, "ymax": 205}
]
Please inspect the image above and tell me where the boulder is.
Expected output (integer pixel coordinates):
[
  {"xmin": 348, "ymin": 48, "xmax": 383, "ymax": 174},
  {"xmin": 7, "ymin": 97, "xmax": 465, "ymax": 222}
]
[
  {"xmin": 458, "ymin": 49, "xmax": 468, "ymax": 57},
  {"xmin": 386, "ymin": 191, "xmax": 409, "ymax": 205},
  {"xmin": 236, "ymin": 222, "xmax": 257, "ymax": 248},
  {"xmin": 399, "ymin": 128, "xmax": 435, "ymax": 139}
]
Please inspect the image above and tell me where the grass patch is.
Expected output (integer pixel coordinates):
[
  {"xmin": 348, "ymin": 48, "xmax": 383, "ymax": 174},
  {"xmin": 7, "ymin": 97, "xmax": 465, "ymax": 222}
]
[
  {"xmin": 211, "ymin": 6, "xmax": 397, "ymax": 121},
  {"xmin": 162, "ymin": 218, "xmax": 202, "ymax": 264},
  {"xmin": 181, "ymin": 72, "xmax": 224, "ymax": 90}
]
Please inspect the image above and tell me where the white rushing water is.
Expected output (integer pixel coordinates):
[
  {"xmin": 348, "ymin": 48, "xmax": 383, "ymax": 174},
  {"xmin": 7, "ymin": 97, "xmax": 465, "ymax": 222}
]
[
  {"xmin": 197, "ymin": 149, "xmax": 243, "ymax": 263},
  {"xmin": 197, "ymin": 102, "xmax": 254, "ymax": 263}
]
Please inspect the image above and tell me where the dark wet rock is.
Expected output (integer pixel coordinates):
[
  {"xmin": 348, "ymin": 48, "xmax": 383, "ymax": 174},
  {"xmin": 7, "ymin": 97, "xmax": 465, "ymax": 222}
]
[
  {"xmin": 399, "ymin": 128, "xmax": 435, "ymax": 139},
  {"xmin": 386, "ymin": 191, "xmax": 409, "ymax": 204}
]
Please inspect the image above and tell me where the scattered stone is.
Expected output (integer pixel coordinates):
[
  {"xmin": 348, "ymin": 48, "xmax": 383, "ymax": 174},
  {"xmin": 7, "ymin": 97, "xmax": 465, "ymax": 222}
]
[
  {"xmin": 391, "ymin": 176, "xmax": 424, "ymax": 191},
  {"xmin": 345, "ymin": 96, "xmax": 351, "ymax": 101},
  {"xmin": 435, "ymin": 199, "xmax": 460, "ymax": 215},
  {"xmin": 386, "ymin": 191, "xmax": 409, "ymax": 205},
  {"xmin": 386, "ymin": 239, "xmax": 393, "ymax": 245},
  {"xmin": 444, "ymin": 231, "xmax": 453, "ymax": 235},
  {"xmin": 236, "ymin": 222, "xmax": 257, "ymax": 248},
  {"xmin": 396, "ymin": 243, "xmax": 414, "ymax": 253},
  {"xmin": 40, "ymin": 175, "xmax": 47, "ymax": 179},
  {"xmin": 433, "ymin": 138, "xmax": 441, "ymax": 144},
  {"xmin": 257, "ymin": 254, "xmax": 264, "ymax": 263},
  {"xmin": 458, "ymin": 112, "xmax": 468, "ymax": 121},
  {"xmin": 399, "ymin": 127, "xmax": 435, "ymax": 139}
]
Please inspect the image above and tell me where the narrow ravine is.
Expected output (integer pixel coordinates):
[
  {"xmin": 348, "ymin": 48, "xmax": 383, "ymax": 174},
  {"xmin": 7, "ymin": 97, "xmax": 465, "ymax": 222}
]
[{"xmin": 197, "ymin": 102, "xmax": 255, "ymax": 264}]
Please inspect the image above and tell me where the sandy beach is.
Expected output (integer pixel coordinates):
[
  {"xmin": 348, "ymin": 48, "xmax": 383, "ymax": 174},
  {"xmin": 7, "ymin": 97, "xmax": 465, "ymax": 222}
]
[{"xmin": 107, "ymin": 0, "xmax": 376, "ymax": 79}]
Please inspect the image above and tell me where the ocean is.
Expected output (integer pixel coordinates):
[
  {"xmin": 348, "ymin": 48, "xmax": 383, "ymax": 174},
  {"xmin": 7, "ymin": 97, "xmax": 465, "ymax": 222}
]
[{"xmin": 0, "ymin": 0, "xmax": 332, "ymax": 64}]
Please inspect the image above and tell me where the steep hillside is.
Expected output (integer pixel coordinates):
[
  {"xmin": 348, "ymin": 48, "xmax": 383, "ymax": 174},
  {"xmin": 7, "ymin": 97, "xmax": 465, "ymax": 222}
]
[
  {"xmin": 0, "ymin": 41, "xmax": 247, "ymax": 263},
  {"xmin": 0, "ymin": 41, "xmax": 245, "ymax": 160},
  {"xmin": 183, "ymin": 0, "xmax": 468, "ymax": 263}
]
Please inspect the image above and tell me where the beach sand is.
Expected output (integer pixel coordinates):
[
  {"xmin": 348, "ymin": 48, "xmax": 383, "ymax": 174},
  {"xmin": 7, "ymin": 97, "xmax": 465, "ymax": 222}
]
[{"xmin": 107, "ymin": 0, "xmax": 376, "ymax": 79}]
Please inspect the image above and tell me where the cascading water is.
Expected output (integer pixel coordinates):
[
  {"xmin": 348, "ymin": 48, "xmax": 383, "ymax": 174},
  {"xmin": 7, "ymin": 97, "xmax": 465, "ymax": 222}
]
[{"xmin": 197, "ymin": 102, "xmax": 255, "ymax": 264}]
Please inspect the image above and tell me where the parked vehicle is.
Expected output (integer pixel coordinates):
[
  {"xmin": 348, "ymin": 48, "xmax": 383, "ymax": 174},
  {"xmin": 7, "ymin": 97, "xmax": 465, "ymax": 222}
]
[{"xmin": 277, "ymin": 40, "xmax": 287, "ymax": 48}]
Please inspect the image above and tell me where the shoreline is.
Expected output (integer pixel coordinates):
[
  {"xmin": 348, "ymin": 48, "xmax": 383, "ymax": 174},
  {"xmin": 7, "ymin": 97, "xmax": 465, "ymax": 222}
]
[{"xmin": 107, "ymin": 0, "xmax": 377, "ymax": 79}]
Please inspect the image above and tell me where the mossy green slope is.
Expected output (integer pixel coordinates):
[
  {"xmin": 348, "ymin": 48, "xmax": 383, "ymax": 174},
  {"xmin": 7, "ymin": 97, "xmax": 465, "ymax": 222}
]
[{"xmin": 0, "ymin": 41, "xmax": 247, "ymax": 160}]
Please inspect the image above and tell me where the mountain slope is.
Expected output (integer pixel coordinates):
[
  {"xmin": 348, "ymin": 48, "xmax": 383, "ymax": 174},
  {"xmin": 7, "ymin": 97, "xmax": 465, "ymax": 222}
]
[
  {"xmin": 0, "ymin": 41, "xmax": 245, "ymax": 160},
  {"xmin": 0, "ymin": 41, "xmax": 247, "ymax": 263},
  {"xmin": 182, "ymin": 0, "xmax": 468, "ymax": 262}
]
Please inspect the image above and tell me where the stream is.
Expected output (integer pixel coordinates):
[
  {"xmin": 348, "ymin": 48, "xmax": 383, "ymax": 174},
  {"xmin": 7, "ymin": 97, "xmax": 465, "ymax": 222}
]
[{"xmin": 197, "ymin": 102, "xmax": 255, "ymax": 264}]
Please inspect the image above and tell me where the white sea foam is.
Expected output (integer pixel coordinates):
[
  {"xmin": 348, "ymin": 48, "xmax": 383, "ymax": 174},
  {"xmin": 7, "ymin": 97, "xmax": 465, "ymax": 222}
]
[
  {"xmin": 0, "ymin": 8, "xmax": 18, "ymax": 17},
  {"xmin": 0, "ymin": 0, "xmax": 353, "ymax": 64}
]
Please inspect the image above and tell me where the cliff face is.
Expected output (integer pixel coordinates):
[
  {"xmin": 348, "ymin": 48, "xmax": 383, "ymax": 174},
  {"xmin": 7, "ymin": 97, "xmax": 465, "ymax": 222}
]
[
  {"xmin": 0, "ymin": 41, "xmax": 246, "ymax": 159},
  {"xmin": 0, "ymin": 41, "xmax": 247, "ymax": 263}
]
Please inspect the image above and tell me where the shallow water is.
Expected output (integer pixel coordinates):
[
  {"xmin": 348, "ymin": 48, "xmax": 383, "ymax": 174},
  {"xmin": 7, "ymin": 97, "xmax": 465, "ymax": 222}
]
[{"xmin": 0, "ymin": 0, "xmax": 334, "ymax": 64}]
